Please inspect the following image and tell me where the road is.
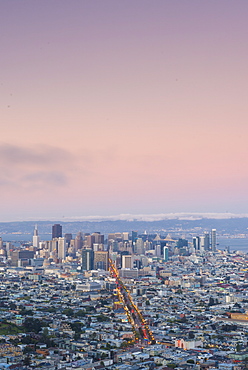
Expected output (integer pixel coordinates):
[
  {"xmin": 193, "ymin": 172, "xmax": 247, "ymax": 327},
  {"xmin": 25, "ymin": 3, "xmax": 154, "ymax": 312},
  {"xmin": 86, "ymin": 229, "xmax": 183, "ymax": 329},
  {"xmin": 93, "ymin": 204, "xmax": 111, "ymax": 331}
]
[{"xmin": 109, "ymin": 258, "xmax": 156, "ymax": 345}]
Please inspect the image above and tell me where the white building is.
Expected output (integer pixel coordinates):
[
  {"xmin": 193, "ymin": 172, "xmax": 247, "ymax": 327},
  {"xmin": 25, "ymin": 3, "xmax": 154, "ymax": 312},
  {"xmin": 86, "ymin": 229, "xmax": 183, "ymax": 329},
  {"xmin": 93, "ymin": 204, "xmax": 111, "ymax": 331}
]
[
  {"xmin": 58, "ymin": 237, "xmax": 66, "ymax": 260},
  {"xmin": 32, "ymin": 225, "xmax": 40, "ymax": 248},
  {"xmin": 122, "ymin": 255, "xmax": 133, "ymax": 269}
]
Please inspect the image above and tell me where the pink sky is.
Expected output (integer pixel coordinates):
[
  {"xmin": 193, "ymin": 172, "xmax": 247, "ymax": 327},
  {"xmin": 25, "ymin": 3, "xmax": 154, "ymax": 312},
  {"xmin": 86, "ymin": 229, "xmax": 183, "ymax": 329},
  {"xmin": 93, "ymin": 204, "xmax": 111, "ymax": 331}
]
[{"xmin": 1, "ymin": 1, "xmax": 248, "ymax": 220}]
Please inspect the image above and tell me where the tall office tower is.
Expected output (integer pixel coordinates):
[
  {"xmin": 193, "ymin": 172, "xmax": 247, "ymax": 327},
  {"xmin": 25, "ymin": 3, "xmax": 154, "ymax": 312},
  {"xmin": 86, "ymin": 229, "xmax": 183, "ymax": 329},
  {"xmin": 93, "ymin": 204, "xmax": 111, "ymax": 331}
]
[
  {"xmin": 75, "ymin": 232, "xmax": 83, "ymax": 250},
  {"xmin": 82, "ymin": 249, "xmax": 94, "ymax": 270},
  {"xmin": 197, "ymin": 236, "xmax": 201, "ymax": 250},
  {"xmin": 110, "ymin": 241, "xmax": 119, "ymax": 252},
  {"xmin": 32, "ymin": 225, "xmax": 40, "ymax": 248},
  {"xmin": 144, "ymin": 240, "xmax": 151, "ymax": 251},
  {"xmin": 211, "ymin": 229, "xmax": 217, "ymax": 252},
  {"xmin": 135, "ymin": 238, "xmax": 144, "ymax": 254},
  {"xmin": 132, "ymin": 231, "xmax": 138, "ymax": 244},
  {"xmin": 108, "ymin": 233, "xmax": 116, "ymax": 242},
  {"xmin": 160, "ymin": 240, "xmax": 168, "ymax": 254},
  {"xmin": 51, "ymin": 238, "xmax": 58, "ymax": 256},
  {"xmin": 200, "ymin": 236, "xmax": 205, "ymax": 252},
  {"xmin": 155, "ymin": 244, "xmax": 161, "ymax": 257},
  {"xmin": 122, "ymin": 232, "xmax": 129, "ymax": 241},
  {"xmin": 122, "ymin": 254, "xmax": 133, "ymax": 269},
  {"xmin": 64, "ymin": 233, "xmax": 72, "ymax": 246},
  {"xmin": 58, "ymin": 237, "xmax": 66, "ymax": 260},
  {"xmin": 85, "ymin": 234, "xmax": 94, "ymax": 248},
  {"xmin": 85, "ymin": 232, "xmax": 104, "ymax": 248},
  {"xmin": 113, "ymin": 232, "xmax": 122, "ymax": 242},
  {"xmin": 193, "ymin": 236, "xmax": 201, "ymax": 251},
  {"xmin": 52, "ymin": 224, "xmax": 62, "ymax": 239},
  {"xmin": 163, "ymin": 246, "xmax": 169, "ymax": 262},
  {"xmin": 204, "ymin": 232, "xmax": 210, "ymax": 251},
  {"xmin": 192, "ymin": 237, "xmax": 197, "ymax": 250},
  {"xmin": 94, "ymin": 251, "xmax": 109, "ymax": 270},
  {"xmin": 0, "ymin": 238, "xmax": 3, "ymax": 249},
  {"xmin": 5, "ymin": 242, "xmax": 11, "ymax": 257},
  {"xmin": 92, "ymin": 232, "xmax": 104, "ymax": 244},
  {"xmin": 123, "ymin": 241, "xmax": 132, "ymax": 254}
]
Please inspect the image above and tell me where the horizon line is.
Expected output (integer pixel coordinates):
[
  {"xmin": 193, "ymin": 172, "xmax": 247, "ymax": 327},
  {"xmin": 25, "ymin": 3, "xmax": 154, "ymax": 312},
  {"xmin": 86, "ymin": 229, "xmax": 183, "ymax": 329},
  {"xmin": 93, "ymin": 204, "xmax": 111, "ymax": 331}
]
[{"xmin": 2, "ymin": 212, "xmax": 248, "ymax": 223}]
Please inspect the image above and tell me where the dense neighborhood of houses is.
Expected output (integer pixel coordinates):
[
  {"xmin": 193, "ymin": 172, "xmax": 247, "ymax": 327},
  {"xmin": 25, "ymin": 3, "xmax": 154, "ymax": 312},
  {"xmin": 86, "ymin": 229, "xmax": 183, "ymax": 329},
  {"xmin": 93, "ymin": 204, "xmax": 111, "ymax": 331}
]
[{"xmin": 0, "ymin": 228, "xmax": 248, "ymax": 369}]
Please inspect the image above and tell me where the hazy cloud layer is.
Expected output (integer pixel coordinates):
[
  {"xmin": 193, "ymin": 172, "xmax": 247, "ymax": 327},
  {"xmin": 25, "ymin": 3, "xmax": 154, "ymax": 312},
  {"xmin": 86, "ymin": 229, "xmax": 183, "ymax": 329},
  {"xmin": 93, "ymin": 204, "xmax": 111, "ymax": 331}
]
[
  {"xmin": 63, "ymin": 212, "xmax": 248, "ymax": 222},
  {"xmin": 0, "ymin": 144, "xmax": 72, "ymax": 166},
  {"xmin": 0, "ymin": 143, "xmax": 73, "ymax": 189}
]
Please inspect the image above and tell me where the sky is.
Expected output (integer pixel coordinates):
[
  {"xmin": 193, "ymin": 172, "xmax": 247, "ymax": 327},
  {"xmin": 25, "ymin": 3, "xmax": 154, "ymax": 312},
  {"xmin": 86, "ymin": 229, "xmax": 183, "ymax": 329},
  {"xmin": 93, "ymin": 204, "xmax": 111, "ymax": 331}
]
[{"xmin": 1, "ymin": 0, "xmax": 248, "ymax": 221}]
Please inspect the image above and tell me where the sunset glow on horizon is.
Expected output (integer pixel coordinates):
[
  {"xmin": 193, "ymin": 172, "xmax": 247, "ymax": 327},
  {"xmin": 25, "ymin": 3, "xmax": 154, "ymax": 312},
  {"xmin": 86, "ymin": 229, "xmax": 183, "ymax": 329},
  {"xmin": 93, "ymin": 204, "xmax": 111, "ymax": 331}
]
[{"xmin": 1, "ymin": 1, "xmax": 248, "ymax": 221}]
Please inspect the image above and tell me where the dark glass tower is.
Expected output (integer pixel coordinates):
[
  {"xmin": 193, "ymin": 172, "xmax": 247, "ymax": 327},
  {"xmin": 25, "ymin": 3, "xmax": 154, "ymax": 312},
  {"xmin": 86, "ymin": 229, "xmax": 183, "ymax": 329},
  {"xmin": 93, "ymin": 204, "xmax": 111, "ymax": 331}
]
[
  {"xmin": 52, "ymin": 224, "xmax": 62, "ymax": 239},
  {"xmin": 82, "ymin": 249, "xmax": 94, "ymax": 271}
]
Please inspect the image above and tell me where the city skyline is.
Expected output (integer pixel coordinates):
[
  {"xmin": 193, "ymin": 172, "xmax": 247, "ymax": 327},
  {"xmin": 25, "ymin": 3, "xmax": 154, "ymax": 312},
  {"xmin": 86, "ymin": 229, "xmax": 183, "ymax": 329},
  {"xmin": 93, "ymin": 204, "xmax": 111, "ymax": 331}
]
[{"xmin": 1, "ymin": 1, "xmax": 248, "ymax": 221}]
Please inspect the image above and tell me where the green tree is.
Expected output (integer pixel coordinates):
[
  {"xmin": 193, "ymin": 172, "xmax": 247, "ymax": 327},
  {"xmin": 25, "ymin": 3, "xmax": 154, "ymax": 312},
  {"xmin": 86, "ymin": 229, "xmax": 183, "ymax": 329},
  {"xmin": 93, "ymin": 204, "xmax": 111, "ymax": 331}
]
[
  {"xmin": 23, "ymin": 355, "xmax": 31, "ymax": 367},
  {"xmin": 23, "ymin": 346, "xmax": 33, "ymax": 354},
  {"xmin": 236, "ymin": 343, "xmax": 241, "ymax": 352},
  {"xmin": 9, "ymin": 302, "xmax": 17, "ymax": 310},
  {"xmin": 23, "ymin": 318, "xmax": 42, "ymax": 334},
  {"xmin": 62, "ymin": 308, "xmax": 74, "ymax": 317},
  {"xmin": 71, "ymin": 322, "xmax": 82, "ymax": 333},
  {"xmin": 43, "ymin": 327, "xmax": 49, "ymax": 337},
  {"xmin": 75, "ymin": 309, "xmax": 86, "ymax": 317}
]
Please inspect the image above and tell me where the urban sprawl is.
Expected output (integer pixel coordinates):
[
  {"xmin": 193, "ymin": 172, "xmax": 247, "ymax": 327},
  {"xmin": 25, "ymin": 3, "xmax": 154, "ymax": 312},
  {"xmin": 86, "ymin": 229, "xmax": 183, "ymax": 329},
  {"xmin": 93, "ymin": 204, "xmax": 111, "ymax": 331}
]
[{"xmin": 0, "ymin": 225, "xmax": 248, "ymax": 370}]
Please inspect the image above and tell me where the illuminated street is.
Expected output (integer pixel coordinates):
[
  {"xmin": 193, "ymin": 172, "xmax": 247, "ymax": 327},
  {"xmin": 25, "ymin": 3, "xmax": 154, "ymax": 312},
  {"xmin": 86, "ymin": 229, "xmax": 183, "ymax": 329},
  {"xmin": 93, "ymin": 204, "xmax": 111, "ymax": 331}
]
[{"xmin": 109, "ymin": 258, "xmax": 156, "ymax": 345}]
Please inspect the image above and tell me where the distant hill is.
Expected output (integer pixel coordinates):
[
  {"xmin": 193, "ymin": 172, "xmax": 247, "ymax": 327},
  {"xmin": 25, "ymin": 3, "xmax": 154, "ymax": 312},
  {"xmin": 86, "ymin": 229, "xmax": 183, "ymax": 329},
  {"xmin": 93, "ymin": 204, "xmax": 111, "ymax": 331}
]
[{"xmin": 0, "ymin": 216, "xmax": 248, "ymax": 237}]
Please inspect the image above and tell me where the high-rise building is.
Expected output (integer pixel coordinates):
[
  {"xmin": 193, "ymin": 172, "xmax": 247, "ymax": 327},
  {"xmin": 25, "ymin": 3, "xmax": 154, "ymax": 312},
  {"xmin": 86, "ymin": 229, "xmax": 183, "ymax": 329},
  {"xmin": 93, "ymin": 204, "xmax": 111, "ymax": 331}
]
[
  {"xmin": 82, "ymin": 249, "xmax": 94, "ymax": 270},
  {"xmin": 5, "ymin": 242, "xmax": 12, "ymax": 257},
  {"xmin": 144, "ymin": 240, "xmax": 152, "ymax": 251},
  {"xmin": 85, "ymin": 234, "xmax": 94, "ymax": 248},
  {"xmin": 52, "ymin": 224, "xmax": 62, "ymax": 239},
  {"xmin": 163, "ymin": 246, "xmax": 169, "ymax": 262},
  {"xmin": 85, "ymin": 232, "xmax": 104, "ymax": 248},
  {"xmin": 132, "ymin": 231, "xmax": 138, "ymax": 244},
  {"xmin": 122, "ymin": 232, "xmax": 129, "ymax": 241},
  {"xmin": 75, "ymin": 232, "xmax": 83, "ymax": 250},
  {"xmin": 193, "ymin": 236, "xmax": 201, "ymax": 251},
  {"xmin": 211, "ymin": 229, "xmax": 217, "ymax": 252},
  {"xmin": 122, "ymin": 254, "xmax": 133, "ymax": 269},
  {"xmin": 11, "ymin": 250, "xmax": 35, "ymax": 267},
  {"xmin": 64, "ymin": 233, "xmax": 72, "ymax": 245},
  {"xmin": 92, "ymin": 232, "xmax": 104, "ymax": 244},
  {"xmin": 32, "ymin": 225, "xmax": 40, "ymax": 248},
  {"xmin": 41, "ymin": 240, "xmax": 52, "ymax": 253},
  {"xmin": 192, "ymin": 237, "xmax": 197, "ymax": 250},
  {"xmin": 57, "ymin": 237, "xmax": 66, "ymax": 260},
  {"xmin": 94, "ymin": 251, "xmax": 109, "ymax": 270},
  {"xmin": 155, "ymin": 244, "xmax": 161, "ymax": 257},
  {"xmin": 135, "ymin": 238, "xmax": 144, "ymax": 254},
  {"xmin": 93, "ymin": 243, "xmax": 104, "ymax": 251},
  {"xmin": 204, "ymin": 232, "xmax": 210, "ymax": 251},
  {"xmin": 200, "ymin": 236, "xmax": 205, "ymax": 252},
  {"xmin": 51, "ymin": 238, "xmax": 58, "ymax": 255}
]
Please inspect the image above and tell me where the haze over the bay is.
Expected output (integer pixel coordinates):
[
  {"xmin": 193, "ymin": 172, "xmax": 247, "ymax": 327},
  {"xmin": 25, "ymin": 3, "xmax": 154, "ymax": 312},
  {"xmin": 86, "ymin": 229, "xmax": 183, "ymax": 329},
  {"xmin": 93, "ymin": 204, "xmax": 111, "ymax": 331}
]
[
  {"xmin": 2, "ymin": 213, "xmax": 248, "ymax": 223},
  {"xmin": 1, "ymin": 1, "xmax": 248, "ymax": 220}
]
